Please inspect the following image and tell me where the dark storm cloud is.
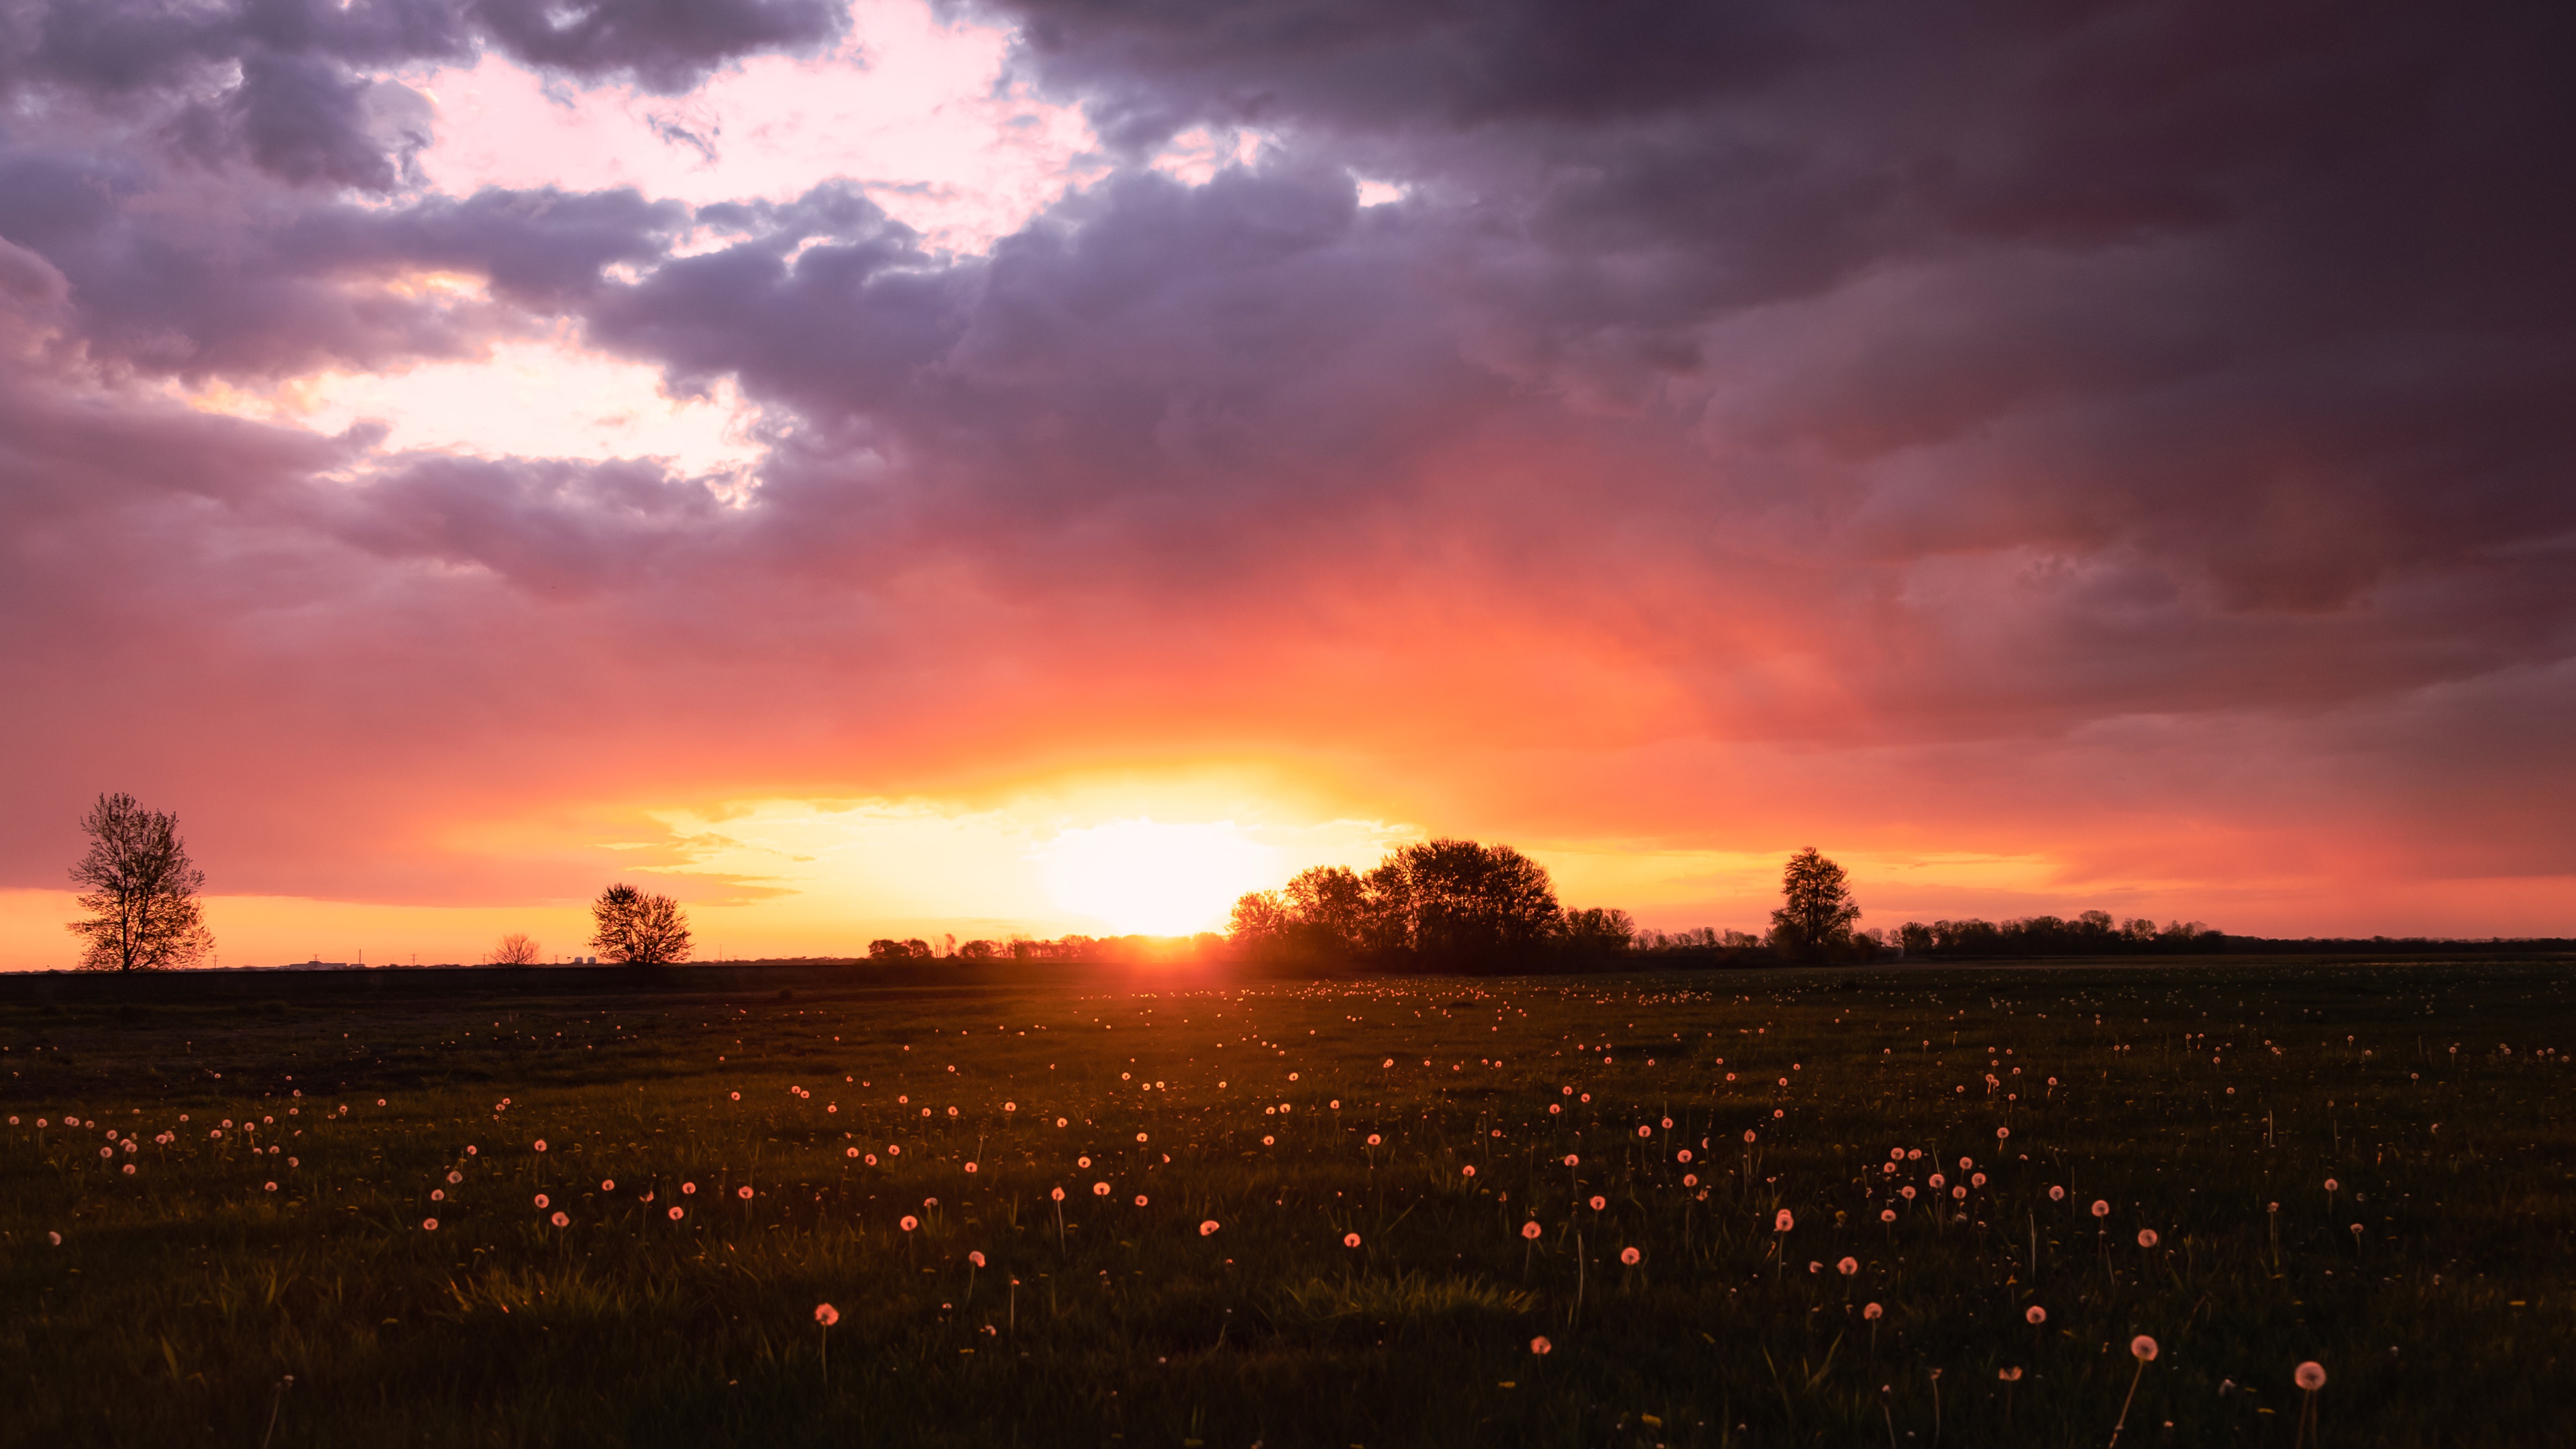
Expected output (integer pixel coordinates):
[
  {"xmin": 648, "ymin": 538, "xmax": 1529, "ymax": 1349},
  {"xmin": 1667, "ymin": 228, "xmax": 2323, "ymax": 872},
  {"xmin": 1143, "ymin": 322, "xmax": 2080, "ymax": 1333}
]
[
  {"xmin": 4, "ymin": 0, "xmax": 841, "ymax": 192},
  {"xmin": 0, "ymin": 151, "xmax": 683, "ymax": 374}
]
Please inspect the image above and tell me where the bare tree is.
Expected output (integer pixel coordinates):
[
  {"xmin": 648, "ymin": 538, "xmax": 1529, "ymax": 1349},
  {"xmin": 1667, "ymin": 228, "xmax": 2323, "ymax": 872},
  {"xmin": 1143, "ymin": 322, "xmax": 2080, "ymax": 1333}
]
[
  {"xmin": 1770, "ymin": 847, "xmax": 1862, "ymax": 961},
  {"xmin": 485, "ymin": 932, "xmax": 541, "ymax": 967},
  {"xmin": 66, "ymin": 792, "xmax": 214, "ymax": 972},
  {"xmin": 590, "ymin": 883, "xmax": 692, "ymax": 965}
]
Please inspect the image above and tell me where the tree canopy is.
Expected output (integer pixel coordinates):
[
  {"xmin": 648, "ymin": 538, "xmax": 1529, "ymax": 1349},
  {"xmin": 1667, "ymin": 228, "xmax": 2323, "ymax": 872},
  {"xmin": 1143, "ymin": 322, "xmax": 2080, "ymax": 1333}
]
[
  {"xmin": 1228, "ymin": 839, "xmax": 1629, "ymax": 971},
  {"xmin": 1770, "ymin": 847, "xmax": 1861, "ymax": 961},
  {"xmin": 590, "ymin": 884, "xmax": 692, "ymax": 965},
  {"xmin": 66, "ymin": 792, "xmax": 213, "ymax": 971}
]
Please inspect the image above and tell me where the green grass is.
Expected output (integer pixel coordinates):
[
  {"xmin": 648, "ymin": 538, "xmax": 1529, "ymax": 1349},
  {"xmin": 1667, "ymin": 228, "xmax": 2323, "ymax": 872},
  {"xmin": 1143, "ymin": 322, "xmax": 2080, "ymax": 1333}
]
[{"xmin": 2, "ymin": 959, "xmax": 2570, "ymax": 1446}]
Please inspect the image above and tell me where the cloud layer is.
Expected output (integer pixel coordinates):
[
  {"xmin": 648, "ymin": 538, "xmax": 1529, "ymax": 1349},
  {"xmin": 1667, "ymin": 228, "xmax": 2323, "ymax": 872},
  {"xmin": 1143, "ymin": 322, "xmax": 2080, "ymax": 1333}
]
[{"xmin": 3, "ymin": 0, "xmax": 2571, "ymax": 957}]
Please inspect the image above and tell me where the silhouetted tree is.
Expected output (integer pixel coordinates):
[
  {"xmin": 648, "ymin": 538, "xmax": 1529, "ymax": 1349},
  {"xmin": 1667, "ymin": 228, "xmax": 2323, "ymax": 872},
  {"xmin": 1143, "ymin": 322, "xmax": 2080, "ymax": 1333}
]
[
  {"xmin": 66, "ymin": 792, "xmax": 213, "ymax": 972},
  {"xmin": 1226, "ymin": 892, "xmax": 1293, "ymax": 951},
  {"xmin": 590, "ymin": 883, "xmax": 691, "ymax": 965},
  {"xmin": 958, "ymin": 939, "xmax": 998, "ymax": 961},
  {"xmin": 1229, "ymin": 841, "xmax": 1565, "ymax": 969},
  {"xmin": 1770, "ymin": 847, "xmax": 1860, "ymax": 961},
  {"xmin": 485, "ymin": 932, "xmax": 541, "ymax": 967},
  {"xmin": 1285, "ymin": 865, "xmax": 1378, "ymax": 954},
  {"xmin": 1558, "ymin": 906, "xmax": 1636, "ymax": 967},
  {"xmin": 867, "ymin": 938, "xmax": 935, "ymax": 961}
]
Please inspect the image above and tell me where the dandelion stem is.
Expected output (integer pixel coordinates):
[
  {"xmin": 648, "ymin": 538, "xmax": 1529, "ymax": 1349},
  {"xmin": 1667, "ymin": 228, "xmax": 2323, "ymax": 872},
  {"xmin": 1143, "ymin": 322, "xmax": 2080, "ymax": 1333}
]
[{"xmin": 2106, "ymin": 1357, "xmax": 2147, "ymax": 1449}]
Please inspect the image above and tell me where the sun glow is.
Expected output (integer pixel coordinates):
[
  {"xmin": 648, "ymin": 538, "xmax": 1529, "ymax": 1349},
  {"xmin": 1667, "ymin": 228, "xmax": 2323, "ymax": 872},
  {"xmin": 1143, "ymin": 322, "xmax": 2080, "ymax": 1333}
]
[{"xmin": 1036, "ymin": 820, "xmax": 1281, "ymax": 936}]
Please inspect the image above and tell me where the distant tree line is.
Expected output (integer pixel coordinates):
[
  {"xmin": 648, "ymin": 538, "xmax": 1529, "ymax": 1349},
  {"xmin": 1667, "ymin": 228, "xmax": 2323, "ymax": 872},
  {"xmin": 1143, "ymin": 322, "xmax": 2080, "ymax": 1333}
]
[
  {"xmin": 1891, "ymin": 912, "xmax": 2226, "ymax": 958},
  {"xmin": 1227, "ymin": 839, "xmax": 1633, "ymax": 972}
]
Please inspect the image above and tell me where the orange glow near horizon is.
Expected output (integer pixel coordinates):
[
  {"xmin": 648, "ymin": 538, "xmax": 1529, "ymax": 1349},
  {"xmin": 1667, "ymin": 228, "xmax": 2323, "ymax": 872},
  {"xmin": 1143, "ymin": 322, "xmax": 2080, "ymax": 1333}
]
[{"xmin": 1034, "ymin": 820, "xmax": 1282, "ymax": 936}]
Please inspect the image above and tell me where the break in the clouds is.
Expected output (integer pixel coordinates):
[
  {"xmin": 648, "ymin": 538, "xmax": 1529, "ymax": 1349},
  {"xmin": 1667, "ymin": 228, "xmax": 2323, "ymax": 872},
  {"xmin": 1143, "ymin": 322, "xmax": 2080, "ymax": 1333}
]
[{"xmin": 1, "ymin": 0, "xmax": 2571, "ymax": 962}]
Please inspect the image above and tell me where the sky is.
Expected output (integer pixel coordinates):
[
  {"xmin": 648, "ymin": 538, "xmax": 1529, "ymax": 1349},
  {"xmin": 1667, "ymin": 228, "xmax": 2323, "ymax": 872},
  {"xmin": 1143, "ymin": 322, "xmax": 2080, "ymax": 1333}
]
[{"xmin": 2, "ymin": 0, "xmax": 2571, "ymax": 966}]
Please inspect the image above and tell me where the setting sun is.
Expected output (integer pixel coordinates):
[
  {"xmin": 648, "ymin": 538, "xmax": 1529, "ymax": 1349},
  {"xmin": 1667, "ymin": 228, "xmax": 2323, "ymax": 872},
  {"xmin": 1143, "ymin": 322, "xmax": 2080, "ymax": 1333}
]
[{"xmin": 1036, "ymin": 820, "xmax": 1280, "ymax": 936}]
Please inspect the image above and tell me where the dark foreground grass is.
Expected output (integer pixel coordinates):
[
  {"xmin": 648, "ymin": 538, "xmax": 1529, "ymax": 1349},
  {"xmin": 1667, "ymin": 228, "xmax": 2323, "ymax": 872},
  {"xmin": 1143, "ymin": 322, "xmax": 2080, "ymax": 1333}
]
[{"xmin": 2, "ymin": 958, "xmax": 2570, "ymax": 1448}]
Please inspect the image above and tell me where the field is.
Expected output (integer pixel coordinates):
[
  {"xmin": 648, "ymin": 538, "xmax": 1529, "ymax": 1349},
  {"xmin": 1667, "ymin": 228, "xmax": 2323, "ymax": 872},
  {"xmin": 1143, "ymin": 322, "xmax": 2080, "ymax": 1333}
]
[{"xmin": 2, "ymin": 958, "xmax": 2571, "ymax": 1447}]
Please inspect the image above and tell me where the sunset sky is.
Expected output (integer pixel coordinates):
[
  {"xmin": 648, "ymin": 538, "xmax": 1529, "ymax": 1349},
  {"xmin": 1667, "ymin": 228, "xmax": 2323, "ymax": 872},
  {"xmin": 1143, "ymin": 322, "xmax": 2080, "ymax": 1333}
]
[{"xmin": 3, "ymin": 0, "xmax": 2569, "ymax": 966}]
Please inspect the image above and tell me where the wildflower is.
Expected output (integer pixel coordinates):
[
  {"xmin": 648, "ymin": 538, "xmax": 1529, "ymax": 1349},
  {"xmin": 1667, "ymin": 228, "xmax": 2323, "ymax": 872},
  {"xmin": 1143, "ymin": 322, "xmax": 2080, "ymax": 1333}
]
[
  {"xmin": 1263, "ymin": 1134, "xmax": 1275, "ymax": 1145},
  {"xmin": 1996, "ymin": 1127, "xmax": 2010, "ymax": 1139},
  {"xmin": 1621, "ymin": 1247, "xmax": 1642, "ymax": 1265},
  {"xmin": 1745, "ymin": 1130, "xmax": 1758, "ymax": 1143},
  {"xmin": 815, "ymin": 1303, "xmax": 841, "ymax": 1327},
  {"xmin": 730, "ymin": 1092, "xmax": 741, "ymax": 1101},
  {"xmin": 1529, "ymin": 1336, "xmax": 1552, "ymax": 1355},
  {"xmin": 1078, "ymin": 1157, "xmax": 1092, "ymax": 1169},
  {"xmin": 1999, "ymin": 1366, "xmax": 2023, "ymax": 1382},
  {"xmin": 1344, "ymin": 1232, "xmax": 1362, "ymax": 1248},
  {"xmin": 1637, "ymin": 1124, "xmax": 1652, "ymax": 1138},
  {"xmin": 1136, "ymin": 1132, "xmax": 1148, "ymax": 1144},
  {"xmin": 1839, "ymin": 1256, "xmax": 1859, "ymax": 1275},
  {"xmin": 2027, "ymin": 1305, "xmax": 2047, "ymax": 1325},
  {"xmin": 2323, "ymin": 1178, "xmax": 2339, "ymax": 1192},
  {"xmin": 122, "ymin": 1164, "xmax": 135, "ymax": 1175},
  {"xmin": 1522, "ymin": 1221, "xmax": 1543, "ymax": 1240}
]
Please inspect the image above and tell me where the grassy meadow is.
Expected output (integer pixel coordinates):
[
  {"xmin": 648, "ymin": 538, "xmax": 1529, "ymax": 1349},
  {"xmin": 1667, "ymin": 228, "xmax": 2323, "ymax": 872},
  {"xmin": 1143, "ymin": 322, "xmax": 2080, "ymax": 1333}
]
[{"xmin": 1, "ymin": 958, "xmax": 2570, "ymax": 1447}]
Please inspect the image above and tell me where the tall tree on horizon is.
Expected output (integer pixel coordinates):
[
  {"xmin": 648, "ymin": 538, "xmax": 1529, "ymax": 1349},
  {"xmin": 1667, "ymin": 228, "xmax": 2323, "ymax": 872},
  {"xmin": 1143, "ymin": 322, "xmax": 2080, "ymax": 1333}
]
[
  {"xmin": 590, "ymin": 883, "xmax": 692, "ymax": 966},
  {"xmin": 66, "ymin": 792, "xmax": 215, "ymax": 971},
  {"xmin": 1771, "ymin": 847, "xmax": 1862, "ymax": 962}
]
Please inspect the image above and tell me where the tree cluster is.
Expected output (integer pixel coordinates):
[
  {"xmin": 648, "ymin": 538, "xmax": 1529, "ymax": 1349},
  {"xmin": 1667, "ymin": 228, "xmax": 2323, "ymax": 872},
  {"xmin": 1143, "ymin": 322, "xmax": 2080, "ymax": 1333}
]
[
  {"xmin": 1228, "ymin": 839, "xmax": 1631, "ymax": 972},
  {"xmin": 1892, "ymin": 912, "xmax": 2222, "ymax": 958}
]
